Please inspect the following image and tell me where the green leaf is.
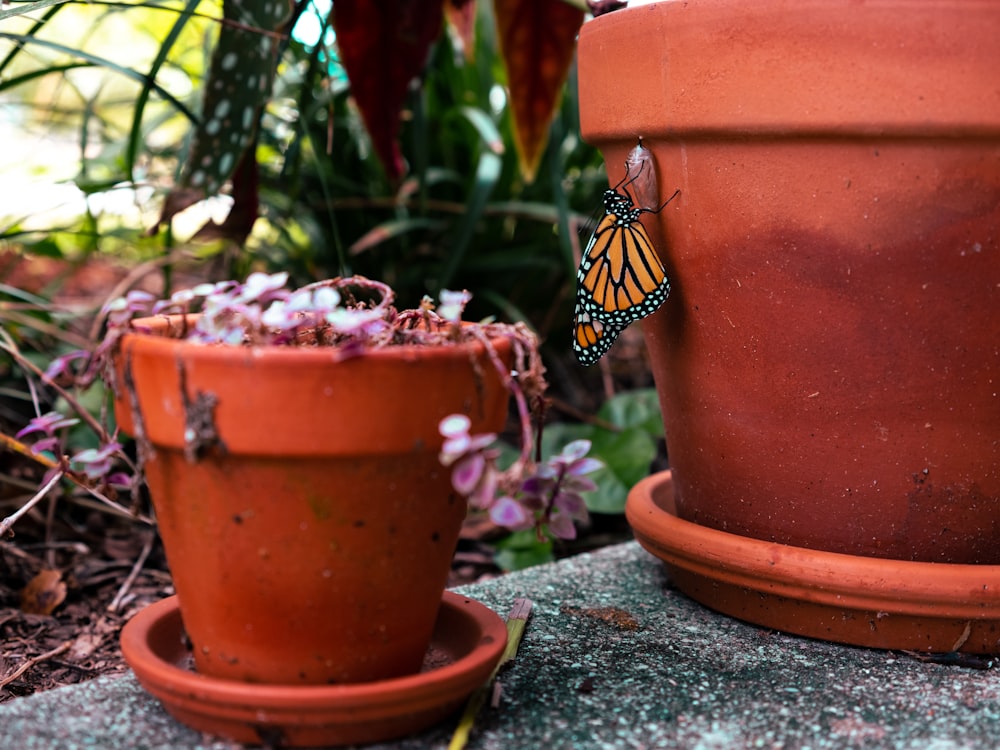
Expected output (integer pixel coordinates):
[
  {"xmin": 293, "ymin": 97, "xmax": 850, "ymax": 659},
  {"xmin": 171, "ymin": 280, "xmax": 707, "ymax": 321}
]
[
  {"xmin": 0, "ymin": 0, "xmax": 69, "ymax": 28},
  {"xmin": 597, "ymin": 388, "xmax": 664, "ymax": 437},
  {"xmin": 494, "ymin": 529, "xmax": 553, "ymax": 572},
  {"xmin": 585, "ymin": 427, "xmax": 657, "ymax": 514},
  {"xmin": 125, "ymin": 0, "xmax": 202, "ymax": 183},
  {"xmin": 0, "ymin": 33, "xmax": 197, "ymax": 121},
  {"xmin": 456, "ymin": 106, "xmax": 505, "ymax": 155},
  {"xmin": 538, "ymin": 389, "xmax": 664, "ymax": 514},
  {"xmin": 437, "ymin": 149, "xmax": 503, "ymax": 290},
  {"xmin": 539, "ymin": 421, "xmax": 591, "ymax": 460},
  {"xmin": 348, "ymin": 217, "xmax": 446, "ymax": 256}
]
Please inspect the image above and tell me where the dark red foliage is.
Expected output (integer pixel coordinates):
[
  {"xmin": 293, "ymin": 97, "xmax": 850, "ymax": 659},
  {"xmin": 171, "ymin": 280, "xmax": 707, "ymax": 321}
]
[{"xmin": 332, "ymin": 0, "xmax": 446, "ymax": 182}]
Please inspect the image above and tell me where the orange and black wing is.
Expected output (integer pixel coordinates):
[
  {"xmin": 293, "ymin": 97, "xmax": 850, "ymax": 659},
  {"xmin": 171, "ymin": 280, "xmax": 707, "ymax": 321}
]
[
  {"xmin": 572, "ymin": 300, "xmax": 625, "ymax": 366},
  {"xmin": 575, "ymin": 198, "xmax": 671, "ymax": 327}
]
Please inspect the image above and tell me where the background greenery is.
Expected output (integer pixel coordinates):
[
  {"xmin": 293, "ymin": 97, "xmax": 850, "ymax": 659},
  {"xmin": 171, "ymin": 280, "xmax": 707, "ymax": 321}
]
[
  {"xmin": 1, "ymin": 0, "xmax": 608, "ymax": 326},
  {"xmin": 1, "ymin": 0, "xmax": 663, "ymax": 568}
]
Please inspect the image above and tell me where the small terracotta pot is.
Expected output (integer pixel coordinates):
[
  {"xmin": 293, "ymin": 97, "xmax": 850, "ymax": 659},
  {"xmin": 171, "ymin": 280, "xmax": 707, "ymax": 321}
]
[
  {"xmin": 115, "ymin": 316, "xmax": 511, "ymax": 684},
  {"xmin": 121, "ymin": 593, "xmax": 508, "ymax": 746},
  {"xmin": 579, "ymin": 0, "xmax": 1000, "ymax": 563}
]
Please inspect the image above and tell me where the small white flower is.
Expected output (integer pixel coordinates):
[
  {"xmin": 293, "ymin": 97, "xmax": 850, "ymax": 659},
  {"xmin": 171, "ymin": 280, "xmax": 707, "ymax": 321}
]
[{"xmin": 437, "ymin": 289, "xmax": 472, "ymax": 323}]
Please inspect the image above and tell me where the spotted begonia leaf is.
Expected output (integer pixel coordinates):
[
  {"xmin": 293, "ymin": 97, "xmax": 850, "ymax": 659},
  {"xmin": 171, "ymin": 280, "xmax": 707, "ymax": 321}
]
[
  {"xmin": 493, "ymin": 0, "xmax": 584, "ymax": 182},
  {"xmin": 157, "ymin": 0, "xmax": 292, "ymax": 231},
  {"xmin": 332, "ymin": 0, "xmax": 445, "ymax": 182}
]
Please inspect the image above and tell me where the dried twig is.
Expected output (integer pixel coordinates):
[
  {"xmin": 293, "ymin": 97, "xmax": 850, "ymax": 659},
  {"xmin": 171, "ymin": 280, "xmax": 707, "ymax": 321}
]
[
  {"xmin": 107, "ymin": 532, "xmax": 155, "ymax": 613},
  {"xmin": 0, "ymin": 640, "xmax": 73, "ymax": 691},
  {"xmin": 0, "ymin": 339, "xmax": 109, "ymax": 443},
  {"xmin": 448, "ymin": 597, "xmax": 533, "ymax": 750},
  {"xmin": 0, "ymin": 434, "xmax": 153, "ymax": 526},
  {"xmin": 0, "ymin": 471, "xmax": 63, "ymax": 539}
]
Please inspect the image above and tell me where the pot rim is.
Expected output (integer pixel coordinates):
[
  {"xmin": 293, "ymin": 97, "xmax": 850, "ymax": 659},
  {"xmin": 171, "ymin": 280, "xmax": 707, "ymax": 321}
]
[
  {"xmin": 627, "ymin": 471, "xmax": 1000, "ymax": 620},
  {"xmin": 121, "ymin": 313, "xmax": 512, "ymax": 365},
  {"xmin": 578, "ymin": 0, "xmax": 1000, "ymax": 141}
]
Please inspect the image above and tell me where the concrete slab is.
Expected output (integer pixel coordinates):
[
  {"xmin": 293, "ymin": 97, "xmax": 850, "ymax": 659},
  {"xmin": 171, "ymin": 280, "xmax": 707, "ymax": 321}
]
[{"xmin": 2, "ymin": 541, "xmax": 999, "ymax": 749}]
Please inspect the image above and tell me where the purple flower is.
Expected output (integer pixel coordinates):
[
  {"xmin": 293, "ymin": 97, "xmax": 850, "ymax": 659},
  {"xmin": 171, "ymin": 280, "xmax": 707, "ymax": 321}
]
[
  {"xmin": 552, "ymin": 439, "xmax": 604, "ymax": 478},
  {"xmin": 103, "ymin": 290, "xmax": 156, "ymax": 327},
  {"xmin": 16, "ymin": 411, "xmax": 79, "ymax": 440},
  {"xmin": 260, "ymin": 300, "xmax": 300, "ymax": 332},
  {"xmin": 71, "ymin": 442, "xmax": 122, "ymax": 481},
  {"xmin": 311, "ymin": 287, "xmax": 340, "ymax": 312},
  {"xmin": 237, "ymin": 272, "xmax": 289, "ymax": 305},
  {"xmin": 324, "ymin": 306, "xmax": 389, "ymax": 338},
  {"xmin": 438, "ymin": 415, "xmax": 603, "ymax": 540},
  {"xmin": 438, "ymin": 414, "xmax": 501, "ymax": 511},
  {"xmin": 489, "ymin": 495, "xmax": 531, "ymax": 529},
  {"xmin": 43, "ymin": 350, "xmax": 89, "ymax": 382},
  {"xmin": 452, "ymin": 452, "xmax": 486, "ymax": 495},
  {"xmin": 546, "ymin": 510, "xmax": 578, "ymax": 540},
  {"xmin": 439, "ymin": 415, "xmax": 496, "ymax": 466}
]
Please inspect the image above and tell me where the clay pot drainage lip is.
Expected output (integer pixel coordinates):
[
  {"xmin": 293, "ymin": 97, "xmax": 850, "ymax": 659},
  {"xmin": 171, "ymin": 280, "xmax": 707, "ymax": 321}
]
[
  {"xmin": 627, "ymin": 471, "xmax": 1000, "ymax": 654},
  {"xmin": 120, "ymin": 591, "xmax": 508, "ymax": 747}
]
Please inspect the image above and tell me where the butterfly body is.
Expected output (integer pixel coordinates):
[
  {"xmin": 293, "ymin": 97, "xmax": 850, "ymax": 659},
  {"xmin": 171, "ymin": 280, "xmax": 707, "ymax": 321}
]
[{"xmin": 572, "ymin": 152, "xmax": 678, "ymax": 366}]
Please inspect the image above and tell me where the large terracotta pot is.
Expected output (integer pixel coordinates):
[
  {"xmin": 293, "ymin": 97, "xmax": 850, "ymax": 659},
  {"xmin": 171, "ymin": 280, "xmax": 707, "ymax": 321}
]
[
  {"xmin": 114, "ymin": 315, "xmax": 511, "ymax": 684},
  {"xmin": 579, "ymin": 0, "xmax": 1000, "ymax": 565}
]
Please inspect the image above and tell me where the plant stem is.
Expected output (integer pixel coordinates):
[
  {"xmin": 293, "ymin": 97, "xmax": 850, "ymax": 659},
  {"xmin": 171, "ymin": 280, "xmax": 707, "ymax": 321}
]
[
  {"xmin": 0, "ymin": 470, "xmax": 63, "ymax": 538},
  {"xmin": 471, "ymin": 327, "xmax": 534, "ymax": 474},
  {"xmin": 0, "ymin": 339, "xmax": 109, "ymax": 443},
  {"xmin": 0, "ymin": 0, "xmax": 72, "ymax": 23},
  {"xmin": 0, "ymin": 429, "xmax": 152, "ymax": 526},
  {"xmin": 106, "ymin": 531, "xmax": 154, "ymax": 613},
  {"xmin": 0, "ymin": 430, "xmax": 61, "ymax": 472}
]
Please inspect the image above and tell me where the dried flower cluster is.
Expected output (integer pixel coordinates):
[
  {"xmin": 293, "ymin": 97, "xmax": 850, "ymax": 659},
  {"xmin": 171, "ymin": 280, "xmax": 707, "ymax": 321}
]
[{"xmin": 11, "ymin": 273, "xmax": 600, "ymax": 540}]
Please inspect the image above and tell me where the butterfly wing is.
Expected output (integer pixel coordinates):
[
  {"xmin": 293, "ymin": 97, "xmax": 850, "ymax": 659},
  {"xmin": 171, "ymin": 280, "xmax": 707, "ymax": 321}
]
[
  {"xmin": 572, "ymin": 301, "xmax": 625, "ymax": 366},
  {"xmin": 576, "ymin": 201, "xmax": 670, "ymax": 327}
]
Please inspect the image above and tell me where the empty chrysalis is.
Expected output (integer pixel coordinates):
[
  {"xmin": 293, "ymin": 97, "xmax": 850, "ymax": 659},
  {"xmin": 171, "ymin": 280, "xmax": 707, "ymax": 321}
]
[{"xmin": 624, "ymin": 137, "xmax": 660, "ymax": 211}]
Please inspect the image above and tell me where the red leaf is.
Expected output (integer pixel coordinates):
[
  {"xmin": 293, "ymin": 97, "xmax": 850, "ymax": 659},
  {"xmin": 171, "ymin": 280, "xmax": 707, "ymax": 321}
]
[
  {"xmin": 333, "ymin": 0, "xmax": 445, "ymax": 182},
  {"xmin": 445, "ymin": 0, "xmax": 477, "ymax": 63},
  {"xmin": 493, "ymin": 0, "xmax": 584, "ymax": 182}
]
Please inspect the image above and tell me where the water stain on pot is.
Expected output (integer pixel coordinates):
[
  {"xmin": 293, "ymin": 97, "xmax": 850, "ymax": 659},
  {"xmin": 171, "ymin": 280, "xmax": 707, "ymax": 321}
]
[{"xmin": 307, "ymin": 494, "xmax": 332, "ymax": 520}]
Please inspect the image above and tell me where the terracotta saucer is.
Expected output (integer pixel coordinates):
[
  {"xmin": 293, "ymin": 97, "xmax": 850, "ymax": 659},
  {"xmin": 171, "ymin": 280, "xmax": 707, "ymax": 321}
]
[
  {"xmin": 120, "ymin": 592, "xmax": 507, "ymax": 747},
  {"xmin": 627, "ymin": 471, "xmax": 1000, "ymax": 653}
]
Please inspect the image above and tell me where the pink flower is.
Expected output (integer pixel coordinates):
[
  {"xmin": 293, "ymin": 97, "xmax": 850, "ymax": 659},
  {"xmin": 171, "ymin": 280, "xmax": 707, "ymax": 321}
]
[
  {"xmin": 438, "ymin": 415, "xmax": 602, "ymax": 540},
  {"xmin": 16, "ymin": 411, "xmax": 79, "ymax": 440},
  {"xmin": 71, "ymin": 442, "xmax": 122, "ymax": 480}
]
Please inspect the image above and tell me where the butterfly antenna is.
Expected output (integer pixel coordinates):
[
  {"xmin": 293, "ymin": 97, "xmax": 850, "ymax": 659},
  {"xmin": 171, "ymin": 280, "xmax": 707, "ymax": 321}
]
[{"xmin": 649, "ymin": 188, "xmax": 680, "ymax": 213}]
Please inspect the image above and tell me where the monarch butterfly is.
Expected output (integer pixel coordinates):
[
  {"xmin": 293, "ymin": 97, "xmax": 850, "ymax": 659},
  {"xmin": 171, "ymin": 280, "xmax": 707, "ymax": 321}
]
[{"xmin": 572, "ymin": 142, "xmax": 679, "ymax": 366}]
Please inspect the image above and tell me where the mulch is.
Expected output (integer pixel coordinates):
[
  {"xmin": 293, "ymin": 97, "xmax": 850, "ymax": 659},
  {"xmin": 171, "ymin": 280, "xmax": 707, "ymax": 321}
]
[{"xmin": 0, "ymin": 511, "xmax": 167, "ymax": 702}]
